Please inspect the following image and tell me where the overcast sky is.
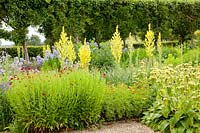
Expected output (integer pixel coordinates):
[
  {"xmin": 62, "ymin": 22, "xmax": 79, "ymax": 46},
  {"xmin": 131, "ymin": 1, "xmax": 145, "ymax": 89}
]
[{"xmin": 0, "ymin": 22, "xmax": 46, "ymax": 46}]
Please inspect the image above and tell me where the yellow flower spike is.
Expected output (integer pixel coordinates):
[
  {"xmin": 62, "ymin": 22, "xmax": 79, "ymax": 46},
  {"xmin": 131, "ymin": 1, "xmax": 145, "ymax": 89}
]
[
  {"xmin": 144, "ymin": 24, "xmax": 155, "ymax": 58},
  {"xmin": 110, "ymin": 25, "xmax": 123, "ymax": 64},
  {"xmin": 43, "ymin": 46, "xmax": 46, "ymax": 56},
  {"xmin": 66, "ymin": 36, "xmax": 76, "ymax": 64},
  {"xmin": 78, "ymin": 38, "xmax": 91, "ymax": 69},
  {"xmin": 127, "ymin": 33, "xmax": 134, "ymax": 66},
  {"xmin": 127, "ymin": 33, "xmax": 134, "ymax": 52},
  {"xmin": 17, "ymin": 46, "xmax": 21, "ymax": 58},
  {"xmin": 46, "ymin": 45, "xmax": 51, "ymax": 52},
  {"xmin": 55, "ymin": 26, "xmax": 69, "ymax": 67},
  {"xmin": 157, "ymin": 32, "xmax": 162, "ymax": 63}
]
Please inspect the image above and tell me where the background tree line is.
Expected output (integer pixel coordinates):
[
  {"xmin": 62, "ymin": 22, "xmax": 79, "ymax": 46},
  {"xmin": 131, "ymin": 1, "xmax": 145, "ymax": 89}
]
[{"xmin": 1, "ymin": 0, "xmax": 200, "ymax": 60}]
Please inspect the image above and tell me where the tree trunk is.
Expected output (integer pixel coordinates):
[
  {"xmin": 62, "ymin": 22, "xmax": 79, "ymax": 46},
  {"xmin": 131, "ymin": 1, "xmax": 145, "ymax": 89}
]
[{"xmin": 23, "ymin": 42, "xmax": 29, "ymax": 62}]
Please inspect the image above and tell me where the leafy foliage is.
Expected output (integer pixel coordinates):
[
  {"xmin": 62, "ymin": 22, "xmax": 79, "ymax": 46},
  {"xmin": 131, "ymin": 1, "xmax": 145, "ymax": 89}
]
[
  {"xmin": 6, "ymin": 70, "xmax": 106, "ymax": 132},
  {"xmin": 0, "ymin": 86, "xmax": 12, "ymax": 131},
  {"xmin": 142, "ymin": 64, "xmax": 200, "ymax": 132},
  {"xmin": 102, "ymin": 84, "xmax": 154, "ymax": 121}
]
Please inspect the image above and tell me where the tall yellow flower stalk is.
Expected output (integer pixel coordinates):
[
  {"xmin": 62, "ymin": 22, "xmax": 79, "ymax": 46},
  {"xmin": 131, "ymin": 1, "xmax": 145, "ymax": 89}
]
[
  {"xmin": 144, "ymin": 24, "xmax": 155, "ymax": 58},
  {"xmin": 110, "ymin": 25, "xmax": 123, "ymax": 64},
  {"xmin": 17, "ymin": 46, "xmax": 21, "ymax": 58},
  {"xmin": 66, "ymin": 36, "xmax": 76, "ymax": 64},
  {"xmin": 55, "ymin": 26, "xmax": 68, "ymax": 67},
  {"xmin": 78, "ymin": 38, "xmax": 91, "ymax": 69},
  {"xmin": 157, "ymin": 32, "xmax": 162, "ymax": 64},
  {"xmin": 126, "ymin": 33, "xmax": 134, "ymax": 66}
]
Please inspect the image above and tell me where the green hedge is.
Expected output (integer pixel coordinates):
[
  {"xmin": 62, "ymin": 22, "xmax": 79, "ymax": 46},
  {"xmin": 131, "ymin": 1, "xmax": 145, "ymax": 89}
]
[
  {"xmin": 40, "ymin": 0, "xmax": 200, "ymax": 44},
  {"xmin": 0, "ymin": 46, "xmax": 43, "ymax": 58}
]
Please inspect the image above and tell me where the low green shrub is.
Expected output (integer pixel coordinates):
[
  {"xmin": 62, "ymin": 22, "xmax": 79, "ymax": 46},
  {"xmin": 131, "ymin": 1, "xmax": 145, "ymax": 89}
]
[
  {"xmin": 162, "ymin": 46, "xmax": 180, "ymax": 60},
  {"xmin": 164, "ymin": 47, "xmax": 200, "ymax": 65},
  {"xmin": 90, "ymin": 42, "xmax": 114, "ymax": 69},
  {"xmin": 6, "ymin": 70, "xmax": 106, "ymax": 132},
  {"xmin": 142, "ymin": 64, "xmax": 200, "ymax": 132},
  {"xmin": 105, "ymin": 67, "xmax": 135, "ymax": 86},
  {"xmin": 101, "ymin": 84, "xmax": 154, "ymax": 122},
  {"xmin": 121, "ymin": 48, "xmax": 147, "ymax": 67}
]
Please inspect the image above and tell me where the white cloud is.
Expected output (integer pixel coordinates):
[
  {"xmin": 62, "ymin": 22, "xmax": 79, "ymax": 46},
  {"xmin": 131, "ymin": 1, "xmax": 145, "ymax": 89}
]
[{"xmin": 27, "ymin": 26, "xmax": 46, "ymax": 42}]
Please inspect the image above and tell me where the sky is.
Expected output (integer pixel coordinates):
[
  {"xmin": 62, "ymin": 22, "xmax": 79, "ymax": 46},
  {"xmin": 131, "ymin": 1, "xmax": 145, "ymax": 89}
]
[{"xmin": 0, "ymin": 22, "xmax": 46, "ymax": 46}]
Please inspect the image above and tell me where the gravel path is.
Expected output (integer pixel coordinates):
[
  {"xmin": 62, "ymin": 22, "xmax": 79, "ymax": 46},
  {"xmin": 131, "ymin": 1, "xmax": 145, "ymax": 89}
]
[{"xmin": 67, "ymin": 120, "xmax": 156, "ymax": 133}]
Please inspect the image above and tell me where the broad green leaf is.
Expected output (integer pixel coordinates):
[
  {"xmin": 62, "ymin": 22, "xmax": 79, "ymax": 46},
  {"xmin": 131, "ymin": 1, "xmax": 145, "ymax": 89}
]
[
  {"xmin": 181, "ymin": 120, "xmax": 189, "ymax": 129},
  {"xmin": 186, "ymin": 129, "xmax": 193, "ymax": 133},
  {"xmin": 45, "ymin": 0, "xmax": 51, "ymax": 3},
  {"xmin": 169, "ymin": 117, "xmax": 178, "ymax": 129},
  {"xmin": 171, "ymin": 128, "xmax": 178, "ymax": 133},
  {"xmin": 162, "ymin": 106, "xmax": 170, "ymax": 118},
  {"xmin": 174, "ymin": 110, "xmax": 184, "ymax": 121},
  {"xmin": 159, "ymin": 120, "xmax": 169, "ymax": 131},
  {"xmin": 177, "ymin": 127, "xmax": 185, "ymax": 133}
]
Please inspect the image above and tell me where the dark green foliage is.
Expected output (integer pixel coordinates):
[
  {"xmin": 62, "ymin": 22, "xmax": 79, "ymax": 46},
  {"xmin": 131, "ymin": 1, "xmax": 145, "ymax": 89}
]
[
  {"xmin": 0, "ymin": 47, "xmax": 18, "ymax": 57},
  {"xmin": 38, "ymin": 1, "xmax": 200, "ymax": 45},
  {"xmin": 27, "ymin": 47, "xmax": 43, "ymax": 57},
  {"xmin": 0, "ymin": 88, "xmax": 12, "ymax": 131}
]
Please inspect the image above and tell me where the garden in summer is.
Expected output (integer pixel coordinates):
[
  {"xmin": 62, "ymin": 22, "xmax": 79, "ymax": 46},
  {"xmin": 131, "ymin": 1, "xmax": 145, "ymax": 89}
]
[{"xmin": 0, "ymin": 0, "xmax": 200, "ymax": 133}]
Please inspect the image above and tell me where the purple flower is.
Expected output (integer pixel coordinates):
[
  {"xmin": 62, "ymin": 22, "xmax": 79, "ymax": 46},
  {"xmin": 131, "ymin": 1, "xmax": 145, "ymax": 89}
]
[
  {"xmin": 36, "ymin": 55, "xmax": 44, "ymax": 66},
  {"xmin": 52, "ymin": 49, "xmax": 59, "ymax": 58},
  {"xmin": 0, "ymin": 81, "xmax": 10, "ymax": 93}
]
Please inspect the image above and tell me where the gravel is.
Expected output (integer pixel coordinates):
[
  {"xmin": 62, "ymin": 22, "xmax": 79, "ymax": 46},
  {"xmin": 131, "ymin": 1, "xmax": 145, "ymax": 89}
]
[{"xmin": 64, "ymin": 120, "xmax": 156, "ymax": 133}]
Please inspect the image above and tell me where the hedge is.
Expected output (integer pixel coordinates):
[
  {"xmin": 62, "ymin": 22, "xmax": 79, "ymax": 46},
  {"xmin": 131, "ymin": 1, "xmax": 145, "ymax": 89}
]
[
  {"xmin": 0, "ymin": 41, "xmax": 179, "ymax": 58},
  {"xmin": 39, "ymin": 0, "xmax": 200, "ymax": 45},
  {"xmin": 0, "ymin": 46, "xmax": 43, "ymax": 58}
]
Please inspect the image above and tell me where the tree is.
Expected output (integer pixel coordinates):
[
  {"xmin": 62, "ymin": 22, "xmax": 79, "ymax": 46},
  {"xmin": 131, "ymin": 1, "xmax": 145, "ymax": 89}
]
[
  {"xmin": 27, "ymin": 35, "xmax": 42, "ymax": 46},
  {"xmin": 0, "ymin": 0, "xmax": 48, "ymax": 61}
]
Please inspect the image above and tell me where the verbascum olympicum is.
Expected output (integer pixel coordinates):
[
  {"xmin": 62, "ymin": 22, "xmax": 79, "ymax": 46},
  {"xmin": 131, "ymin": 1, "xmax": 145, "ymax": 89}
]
[
  {"xmin": 17, "ymin": 47, "xmax": 21, "ymax": 58},
  {"xmin": 66, "ymin": 36, "xmax": 76, "ymax": 64},
  {"xmin": 55, "ymin": 26, "xmax": 68, "ymax": 67},
  {"xmin": 78, "ymin": 38, "xmax": 91, "ymax": 69},
  {"xmin": 43, "ymin": 45, "xmax": 51, "ymax": 57},
  {"xmin": 110, "ymin": 25, "xmax": 123, "ymax": 64},
  {"xmin": 144, "ymin": 24, "xmax": 155, "ymax": 58},
  {"xmin": 157, "ymin": 32, "xmax": 162, "ymax": 62},
  {"xmin": 127, "ymin": 33, "xmax": 134, "ymax": 65}
]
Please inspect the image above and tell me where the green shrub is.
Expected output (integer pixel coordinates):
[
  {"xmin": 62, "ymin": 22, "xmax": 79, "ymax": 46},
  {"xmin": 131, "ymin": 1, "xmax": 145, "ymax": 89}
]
[
  {"xmin": 90, "ymin": 42, "xmax": 114, "ymax": 69},
  {"xmin": 41, "ymin": 58, "xmax": 61, "ymax": 71},
  {"xmin": 0, "ymin": 84, "xmax": 12, "ymax": 131},
  {"xmin": 164, "ymin": 47, "xmax": 200, "ymax": 65},
  {"xmin": 6, "ymin": 70, "xmax": 106, "ymax": 132},
  {"xmin": 162, "ymin": 46, "xmax": 180, "ymax": 60},
  {"xmin": 182, "ymin": 47, "xmax": 200, "ymax": 64},
  {"xmin": 142, "ymin": 64, "xmax": 200, "ymax": 132},
  {"xmin": 101, "ymin": 84, "xmax": 154, "ymax": 121},
  {"xmin": 105, "ymin": 67, "xmax": 135, "ymax": 86}
]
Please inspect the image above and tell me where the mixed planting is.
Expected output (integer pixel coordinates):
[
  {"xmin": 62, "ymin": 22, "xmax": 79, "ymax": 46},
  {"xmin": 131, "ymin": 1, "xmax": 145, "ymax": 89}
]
[{"xmin": 1, "ymin": 24, "xmax": 200, "ymax": 133}]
